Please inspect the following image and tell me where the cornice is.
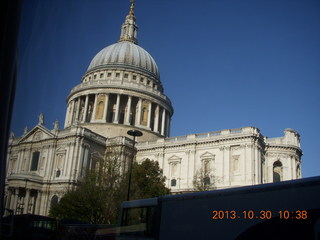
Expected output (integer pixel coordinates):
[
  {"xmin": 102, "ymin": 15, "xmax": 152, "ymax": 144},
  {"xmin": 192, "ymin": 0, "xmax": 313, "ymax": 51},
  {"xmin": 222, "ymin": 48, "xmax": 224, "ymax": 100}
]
[
  {"xmin": 137, "ymin": 134, "xmax": 263, "ymax": 153},
  {"xmin": 266, "ymin": 143, "xmax": 302, "ymax": 156}
]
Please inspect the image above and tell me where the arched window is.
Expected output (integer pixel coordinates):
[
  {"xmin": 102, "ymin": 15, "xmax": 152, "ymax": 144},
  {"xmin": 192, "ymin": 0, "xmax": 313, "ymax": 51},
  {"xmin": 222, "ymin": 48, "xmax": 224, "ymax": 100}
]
[
  {"xmin": 204, "ymin": 176, "xmax": 211, "ymax": 186},
  {"xmin": 56, "ymin": 169, "xmax": 61, "ymax": 177},
  {"xmin": 273, "ymin": 161, "xmax": 283, "ymax": 182},
  {"xmin": 171, "ymin": 179, "xmax": 177, "ymax": 187},
  {"xmin": 50, "ymin": 195, "xmax": 59, "ymax": 210},
  {"xmin": 96, "ymin": 101, "xmax": 104, "ymax": 120},
  {"xmin": 141, "ymin": 107, "xmax": 148, "ymax": 126}
]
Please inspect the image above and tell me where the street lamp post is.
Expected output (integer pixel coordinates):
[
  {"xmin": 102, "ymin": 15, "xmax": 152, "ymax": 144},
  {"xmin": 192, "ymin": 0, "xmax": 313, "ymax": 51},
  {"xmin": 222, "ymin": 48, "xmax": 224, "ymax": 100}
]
[{"xmin": 126, "ymin": 129, "xmax": 143, "ymax": 201}]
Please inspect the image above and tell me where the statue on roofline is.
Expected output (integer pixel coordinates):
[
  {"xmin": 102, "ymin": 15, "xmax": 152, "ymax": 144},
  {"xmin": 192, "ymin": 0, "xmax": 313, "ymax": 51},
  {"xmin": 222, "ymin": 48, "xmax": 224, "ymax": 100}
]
[{"xmin": 39, "ymin": 113, "xmax": 44, "ymax": 125}]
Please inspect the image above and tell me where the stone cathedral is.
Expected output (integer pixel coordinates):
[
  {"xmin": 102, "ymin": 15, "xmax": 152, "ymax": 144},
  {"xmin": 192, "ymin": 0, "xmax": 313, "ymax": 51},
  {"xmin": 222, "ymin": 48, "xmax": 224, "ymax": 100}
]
[{"xmin": 5, "ymin": 2, "xmax": 302, "ymax": 216}]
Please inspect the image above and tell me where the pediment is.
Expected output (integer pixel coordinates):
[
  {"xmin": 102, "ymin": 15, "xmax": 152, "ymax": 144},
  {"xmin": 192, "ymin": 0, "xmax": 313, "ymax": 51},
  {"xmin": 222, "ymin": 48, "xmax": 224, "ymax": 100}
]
[
  {"xmin": 56, "ymin": 146, "xmax": 67, "ymax": 153},
  {"xmin": 19, "ymin": 125, "xmax": 56, "ymax": 143},
  {"xmin": 200, "ymin": 151, "xmax": 215, "ymax": 159},
  {"xmin": 168, "ymin": 155, "xmax": 181, "ymax": 163}
]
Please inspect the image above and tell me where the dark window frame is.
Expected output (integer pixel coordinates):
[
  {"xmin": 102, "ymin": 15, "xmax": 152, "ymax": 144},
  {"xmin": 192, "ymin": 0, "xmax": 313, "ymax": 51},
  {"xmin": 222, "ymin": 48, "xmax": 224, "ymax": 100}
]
[{"xmin": 30, "ymin": 151, "xmax": 40, "ymax": 171}]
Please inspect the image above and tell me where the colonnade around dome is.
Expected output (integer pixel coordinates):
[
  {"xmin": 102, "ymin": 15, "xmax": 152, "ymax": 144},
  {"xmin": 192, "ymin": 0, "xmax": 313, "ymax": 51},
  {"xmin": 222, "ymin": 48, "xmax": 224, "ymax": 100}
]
[{"xmin": 64, "ymin": 92, "xmax": 171, "ymax": 138}]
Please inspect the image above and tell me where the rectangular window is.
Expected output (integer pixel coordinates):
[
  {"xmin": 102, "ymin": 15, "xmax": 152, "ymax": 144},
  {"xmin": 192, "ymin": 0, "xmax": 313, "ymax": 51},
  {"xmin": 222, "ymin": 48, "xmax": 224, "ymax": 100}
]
[
  {"xmin": 100, "ymin": 73, "xmax": 104, "ymax": 78},
  {"xmin": 30, "ymin": 151, "xmax": 40, "ymax": 171},
  {"xmin": 171, "ymin": 179, "xmax": 177, "ymax": 186},
  {"xmin": 116, "ymin": 73, "xmax": 120, "ymax": 78},
  {"xmin": 140, "ymin": 77, "xmax": 144, "ymax": 83},
  {"xmin": 107, "ymin": 72, "xmax": 112, "ymax": 77},
  {"xmin": 120, "ymin": 206, "xmax": 157, "ymax": 237},
  {"xmin": 94, "ymin": 74, "xmax": 97, "ymax": 79},
  {"xmin": 124, "ymin": 73, "xmax": 128, "ymax": 78},
  {"xmin": 132, "ymin": 75, "xmax": 136, "ymax": 80}
]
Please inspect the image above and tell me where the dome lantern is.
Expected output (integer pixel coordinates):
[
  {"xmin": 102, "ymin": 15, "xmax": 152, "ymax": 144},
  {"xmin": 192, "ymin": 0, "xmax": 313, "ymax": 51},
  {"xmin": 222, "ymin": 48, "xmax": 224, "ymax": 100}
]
[{"xmin": 119, "ymin": 0, "xmax": 138, "ymax": 45}]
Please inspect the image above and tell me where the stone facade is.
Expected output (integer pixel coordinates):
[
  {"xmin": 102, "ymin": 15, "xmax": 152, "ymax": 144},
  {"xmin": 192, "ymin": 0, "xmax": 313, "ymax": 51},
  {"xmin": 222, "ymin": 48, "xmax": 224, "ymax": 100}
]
[
  {"xmin": 5, "ymin": 121, "xmax": 107, "ymax": 215},
  {"xmin": 4, "ymin": 2, "xmax": 302, "ymax": 216},
  {"xmin": 136, "ymin": 127, "xmax": 302, "ymax": 193}
]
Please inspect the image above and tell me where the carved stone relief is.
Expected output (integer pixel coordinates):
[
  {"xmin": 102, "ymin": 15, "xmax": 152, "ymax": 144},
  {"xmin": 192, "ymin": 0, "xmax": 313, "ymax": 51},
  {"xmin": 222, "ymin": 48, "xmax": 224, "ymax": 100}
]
[{"xmin": 33, "ymin": 131, "xmax": 43, "ymax": 141}]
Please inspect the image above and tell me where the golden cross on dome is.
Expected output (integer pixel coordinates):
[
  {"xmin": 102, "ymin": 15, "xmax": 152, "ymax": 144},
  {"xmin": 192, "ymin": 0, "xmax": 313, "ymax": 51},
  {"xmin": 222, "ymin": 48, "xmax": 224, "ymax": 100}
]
[{"xmin": 129, "ymin": 0, "xmax": 135, "ymax": 15}]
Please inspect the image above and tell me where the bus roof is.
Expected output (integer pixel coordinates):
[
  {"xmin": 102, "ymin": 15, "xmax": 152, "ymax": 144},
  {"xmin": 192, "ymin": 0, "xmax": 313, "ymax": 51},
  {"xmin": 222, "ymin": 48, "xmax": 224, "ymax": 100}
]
[
  {"xmin": 161, "ymin": 176, "xmax": 320, "ymax": 203},
  {"xmin": 121, "ymin": 197, "xmax": 158, "ymax": 208}
]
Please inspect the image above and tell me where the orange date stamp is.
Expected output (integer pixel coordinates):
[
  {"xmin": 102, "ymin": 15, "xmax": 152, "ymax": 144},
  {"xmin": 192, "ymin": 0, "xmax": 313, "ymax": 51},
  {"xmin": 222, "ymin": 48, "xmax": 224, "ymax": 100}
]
[{"xmin": 211, "ymin": 210, "xmax": 308, "ymax": 220}]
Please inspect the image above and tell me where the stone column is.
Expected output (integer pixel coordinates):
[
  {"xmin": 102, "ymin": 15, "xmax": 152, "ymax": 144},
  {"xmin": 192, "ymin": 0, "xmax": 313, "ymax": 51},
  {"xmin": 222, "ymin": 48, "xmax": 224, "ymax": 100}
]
[
  {"xmin": 82, "ymin": 95, "xmax": 89, "ymax": 123},
  {"xmin": 113, "ymin": 94, "xmax": 120, "ymax": 123},
  {"xmin": 136, "ymin": 98, "xmax": 142, "ymax": 126},
  {"xmin": 165, "ymin": 113, "xmax": 170, "ymax": 137},
  {"xmin": 186, "ymin": 150, "xmax": 191, "ymax": 189},
  {"xmin": 78, "ymin": 144, "xmax": 86, "ymax": 176},
  {"xmin": 262, "ymin": 155, "xmax": 266, "ymax": 183},
  {"xmin": 168, "ymin": 117, "xmax": 171, "ymax": 137},
  {"xmin": 84, "ymin": 146, "xmax": 89, "ymax": 170},
  {"xmin": 91, "ymin": 94, "xmax": 98, "ymax": 122},
  {"xmin": 255, "ymin": 142, "xmax": 259, "ymax": 184},
  {"xmin": 161, "ymin": 109, "xmax": 166, "ymax": 136},
  {"xmin": 5, "ymin": 190, "xmax": 12, "ymax": 210},
  {"xmin": 42, "ymin": 190, "xmax": 50, "ymax": 216},
  {"xmin": 257, "ymin": 146, "xmax": 262, "ymax": 183},
  {"xmin": 35, "ymin": 191, "xmax": 42, "ymax": 215},
  {"xmin": 244, "ymin": 144, "xmax": 247, "ymax": 183},
  {"xmin": 10, "ymin": 189, "xmax": 17, "ymax": 210},
  {"xmin": 75, "ymin": 98, "xmax": 80, "ymax": 122},
  {"xmin": 64, "ymin": 103, "xmax": 70, "ymax": 127},
  {"xmin": 147, "ymin": 101, "xmax": 152, "ymax": 129},
  {"xmin": 72, "ymin": 140, "xmax": 81, "ymax": 181},
  {"xmin": 17, "ymin": 149, "xmax": 23, "ymax": 173},
  {"xmin": 13, "ymin": 188, "xmax": 19, "ymax": 213},
  {"xmin": 67, "ymin": 142, "xmax": 75, "ymax": 179},
  {"xmin": 224, "ymin": 147, "xmax": 230, "ymax": 186},
  {"xmin": 103, "ymin": 93, "xmax": 109, "ymax": 122},
  {"xmin": 61, "ymin": 151, "xmax": 67, "ymax": 177},
  {"xmin": 293, "ymin": 157, "xmax": 297, "ymax": 179},
  {"xmin": 23, "ymin": 189, "xmax": 30, "ymax": 214},
  {"xmin": 154, "ymin": 105, "xmax": 159, "ymax": 133},
  {"xmin": 129, "ymin": 25, "xmax": 133, "ymax": 36},
  {"xmin": 290, "ymin": 156, "xmax": 294, "ymax": 180},
  {"xmin": 178, "ymin": 160, "xmax": 182, "ymax": 190},
  {"xmin": 191, "ymin": 148, "xmax": 197, "ymax": 183},
  {"xmin": 251, "ymin": 143, "xmax": 255, "ymax": 184},
  {"xmin": 125, "ymin": 95, "xmax": 132, "ymax": 125},
  {"xmin": 69, "ymin": 100, "xmax": 75, "ymax": 125}
]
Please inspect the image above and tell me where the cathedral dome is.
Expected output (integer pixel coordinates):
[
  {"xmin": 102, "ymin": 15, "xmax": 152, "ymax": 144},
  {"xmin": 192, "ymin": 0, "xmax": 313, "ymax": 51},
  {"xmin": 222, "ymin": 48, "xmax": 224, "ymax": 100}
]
[
  {"xmin": 87, "ymin": 41, "xmax": 159, "ymax": 79},
  {"xmin": 65, "ymin": 1, "xmax": 173, "ymax": 142}
]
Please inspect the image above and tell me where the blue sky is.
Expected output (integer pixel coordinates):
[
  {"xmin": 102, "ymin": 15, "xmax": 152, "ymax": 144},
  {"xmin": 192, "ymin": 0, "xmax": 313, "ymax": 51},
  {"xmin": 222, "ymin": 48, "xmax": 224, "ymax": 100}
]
[{"xmin": 12, "ymin": 0, "xmax": 320, "ymax": 177}]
